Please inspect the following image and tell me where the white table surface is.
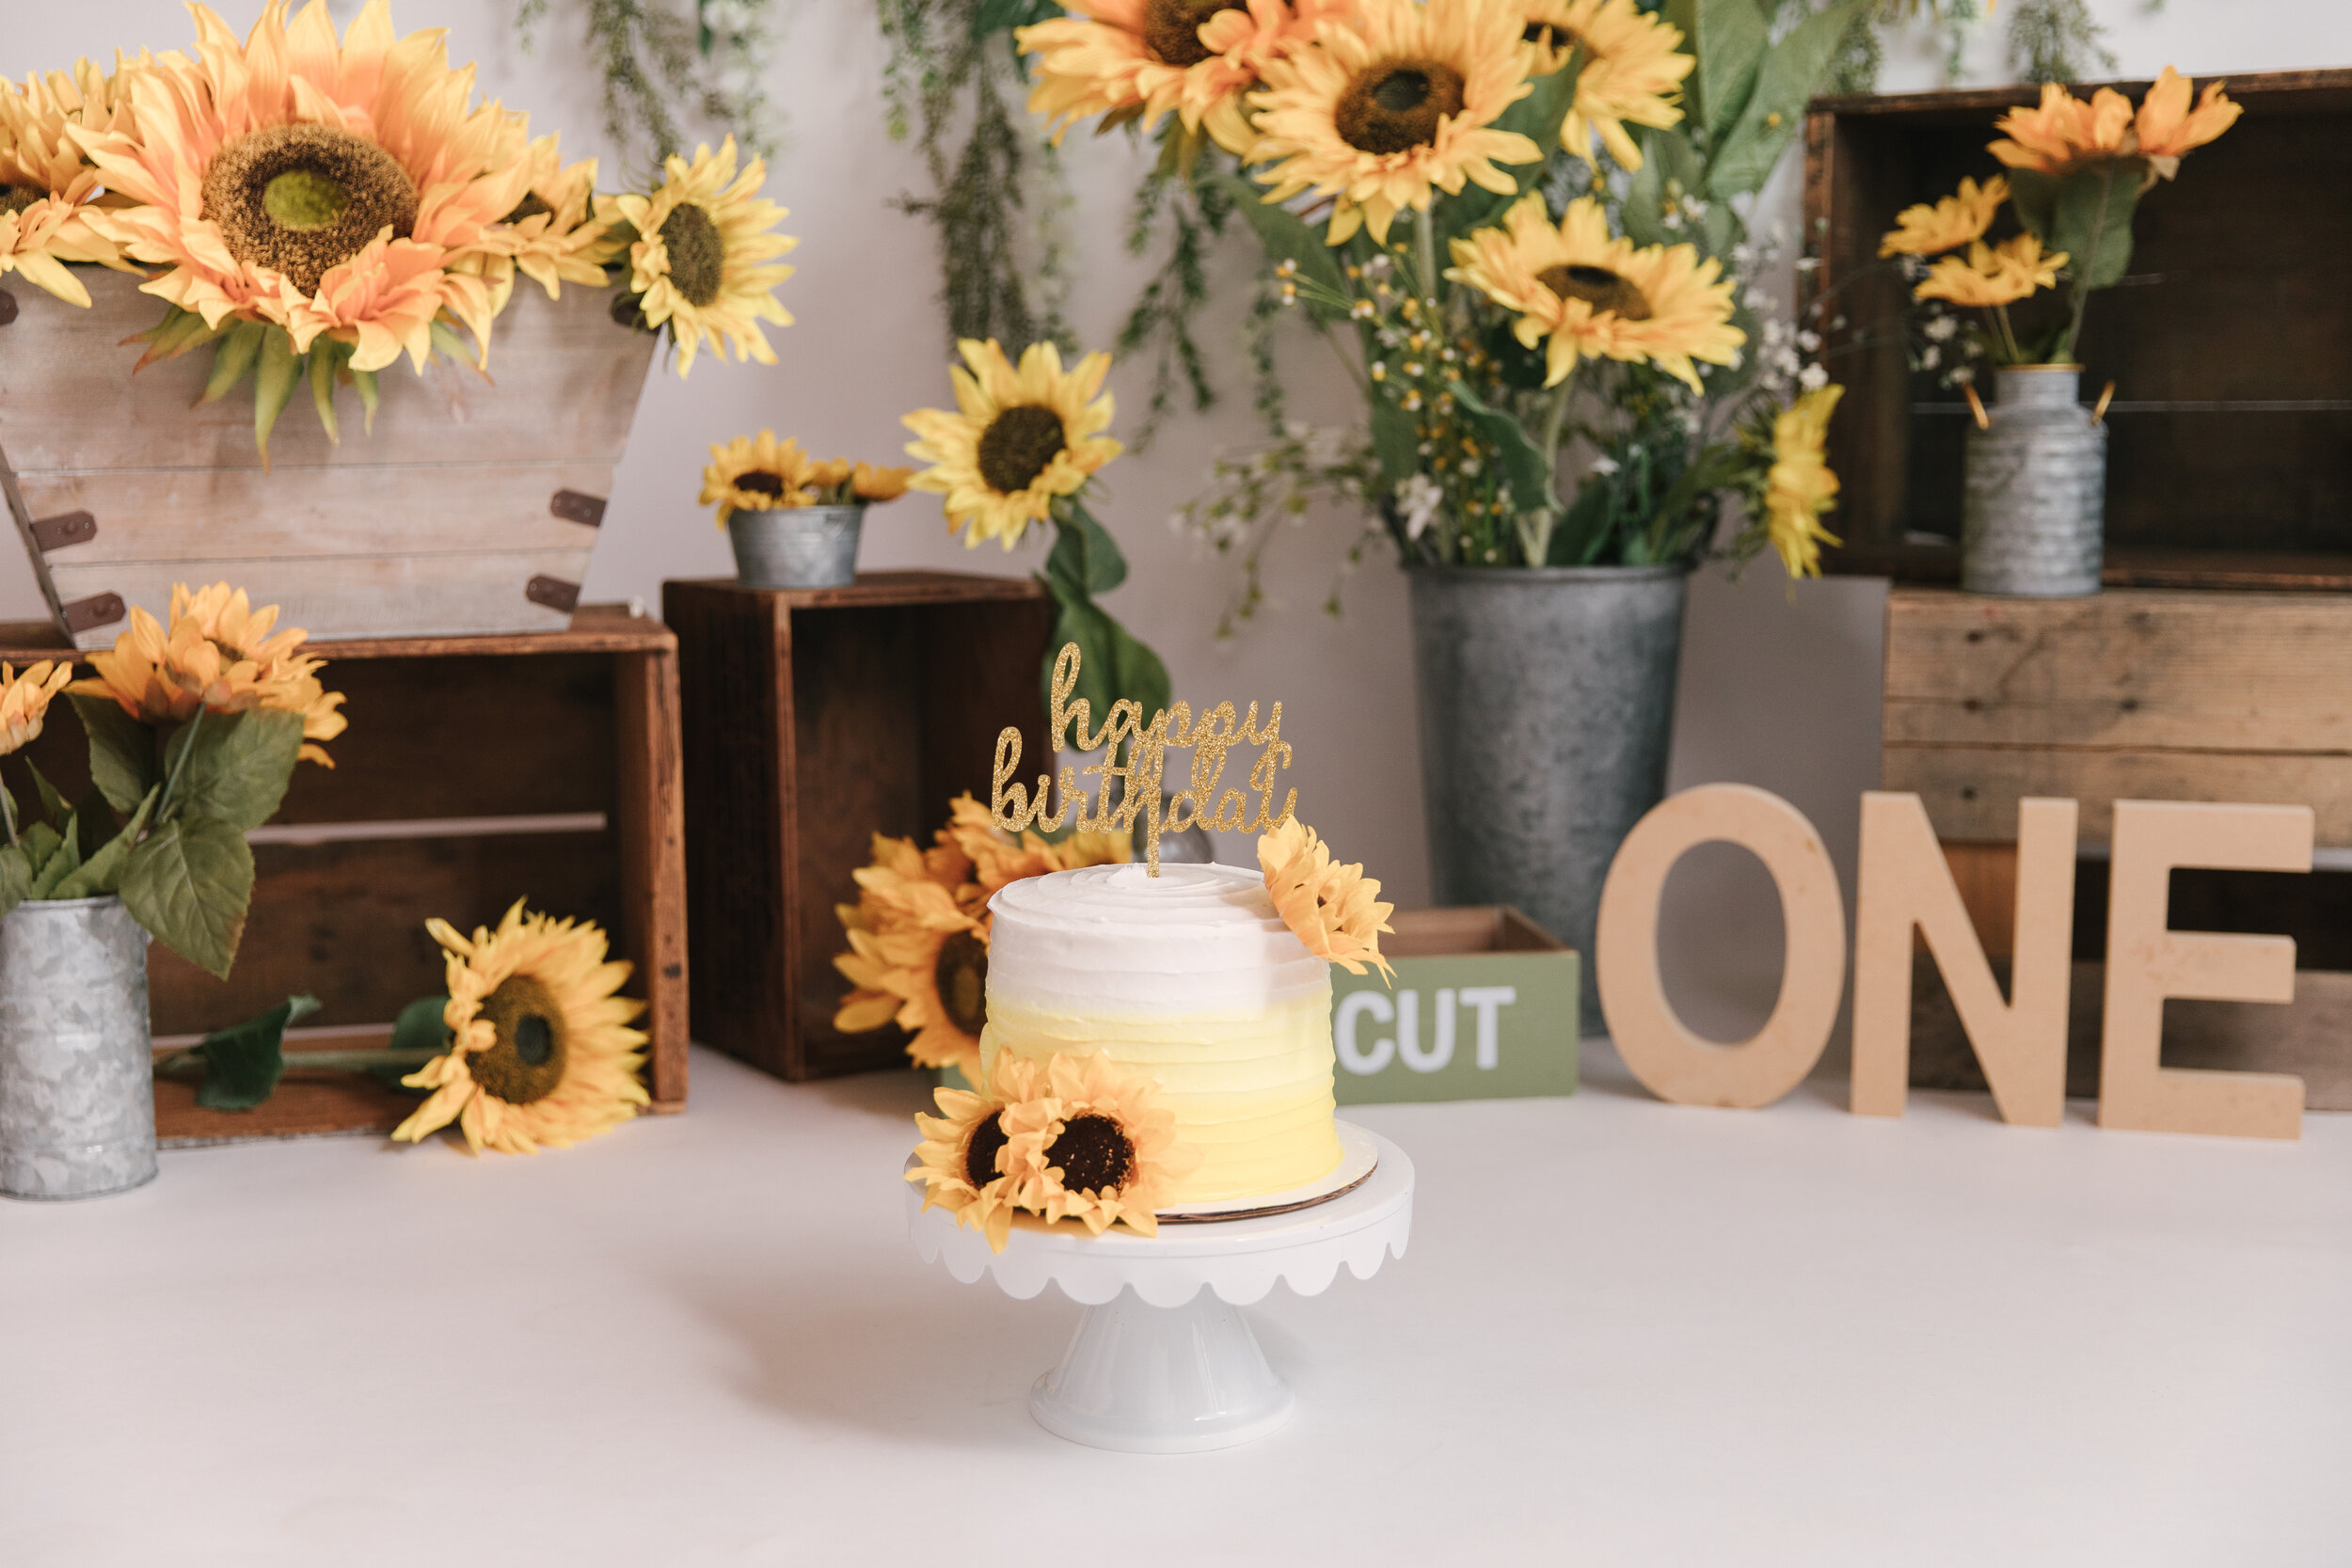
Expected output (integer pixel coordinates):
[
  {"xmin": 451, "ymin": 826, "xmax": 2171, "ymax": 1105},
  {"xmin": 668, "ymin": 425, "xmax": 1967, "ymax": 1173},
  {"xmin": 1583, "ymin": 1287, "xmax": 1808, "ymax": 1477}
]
[{"xmin": 3, "ymin": 1042, "xmax": 2346, "ymax": 1566}]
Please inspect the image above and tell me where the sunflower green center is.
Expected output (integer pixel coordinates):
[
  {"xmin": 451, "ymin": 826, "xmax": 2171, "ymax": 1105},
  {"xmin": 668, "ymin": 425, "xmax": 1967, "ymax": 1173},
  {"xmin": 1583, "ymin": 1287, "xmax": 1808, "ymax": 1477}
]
[
  {"xmin": 501, "ymin": 191, "xmax": 553, "ymax": 225},
  {"xmin": 1, "ymin": 183, "xmax": 43, "ymax": 217},
  {"xmin": 1335, "ymin": 58, "xmax": 1469, "ymax": 156},
  {"xmin": 735, "ymin": 470, "xmax": 790, "ymax": 499},
  {"xmin": 934, "ymin": 930, "xmax": 990, "ymax": 1038},
  {"xmin": 467, "ymin": 972, "xmax": 570, "ymax": 1105},
  {"xmin": 963, "ymin": 1112, "xmax": 1011, "ymax": 1189},
  {"xmin": 200, "ymin": 122, "xmax": 420, "ymax": 297},
  {"xmin": 1047, "ymin": 1113, "xmax": 1136, "ymax": 1195},
  {"xmin": 1143, "ymin": 0, "xmax": 1248, "ymax": 69},
  {"xmin": 659, "ymin": 201, "xmax": 724, "ymax": 308},
  {"xmin": 1537, "ymin": 262, "xmax": 1654, "ymax": 321},
  {"xmin": 976, "ymin": 404, "xmax": 1068, "ymax": 496}
]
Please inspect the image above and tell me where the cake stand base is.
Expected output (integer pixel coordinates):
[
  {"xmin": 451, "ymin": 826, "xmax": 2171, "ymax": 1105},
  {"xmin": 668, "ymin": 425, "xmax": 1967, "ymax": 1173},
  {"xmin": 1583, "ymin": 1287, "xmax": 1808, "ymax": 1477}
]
[{"xmin": 910, "ymin": 1121, "xmax": 1413, "ymax": 1452}]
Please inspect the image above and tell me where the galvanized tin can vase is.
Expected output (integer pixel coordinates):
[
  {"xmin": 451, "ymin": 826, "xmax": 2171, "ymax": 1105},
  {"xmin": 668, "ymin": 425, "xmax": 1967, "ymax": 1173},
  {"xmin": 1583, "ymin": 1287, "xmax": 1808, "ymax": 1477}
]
[
  {"xmin": 1407, "ymin": 563, "xmax": 1690, "ymax": 1034},
  {"xmin": 1962, "ymin": 366, "xmax": 2106, "ymax": 597},
  {"xmin": 729, "ymin": 505, "xmax": 864, "ymax": 590},
  {"xmin": 0, "ymin": 896, "xmax": 156, "ymax": 1200}
]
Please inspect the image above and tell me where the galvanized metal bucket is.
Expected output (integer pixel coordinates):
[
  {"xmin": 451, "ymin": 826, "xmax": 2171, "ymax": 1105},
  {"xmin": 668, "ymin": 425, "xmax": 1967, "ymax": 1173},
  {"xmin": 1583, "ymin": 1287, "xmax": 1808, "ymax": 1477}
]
[
  {"xmin": 1407, "ymin": 563, "xmax": 1690, "ymax": 1033},
  {"xmin": 728, "ymin": 504, "xmax": 864, "ymax": 590},
  {"xmin": 0, "ymin": 895, "xmax": 156, "ymax": 1200},
  {"xmin": 1963, "ymin": 365, "xmax": 2106, "ymax": 597}
]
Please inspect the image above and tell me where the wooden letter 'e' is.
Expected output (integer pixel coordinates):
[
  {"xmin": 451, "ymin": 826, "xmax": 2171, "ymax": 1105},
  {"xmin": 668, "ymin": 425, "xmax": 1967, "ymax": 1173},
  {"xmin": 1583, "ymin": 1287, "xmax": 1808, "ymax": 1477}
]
[
  {"xmin": 1597, "ymin": 784, "xmax": 1846, "ymax": 1108},
  {"xmin": 1851, "ymin": 793, "xmax": 2077, "ymax": 1127},
  {"xmin": 2099, "ymin": 800, "xmax": 2312, "ymax": 1141}
]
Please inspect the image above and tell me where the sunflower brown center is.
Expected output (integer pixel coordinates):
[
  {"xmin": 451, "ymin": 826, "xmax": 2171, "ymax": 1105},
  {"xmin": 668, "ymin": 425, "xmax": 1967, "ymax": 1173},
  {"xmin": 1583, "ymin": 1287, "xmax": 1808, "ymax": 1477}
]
[
  {"xmin": 934, "ymin": 930, "xmax": 990, "ymax": 1037},
  {"xmin": 501, "ymin": 191, "xmax": 553, "ymax": 225},
  {"xmin": 1047, "ymin": 1113, "xmax": 1136, "ymax": 1195},
  {"xmin": 1335, "ymin": 58, "xmax": 1468, "ymax": 155},
  {"xmin": 1, "ymin": 183, "xmax": 43, "ymax": 217},
  {"xmin": 200, "ymin": 122, "xmax": 420, "ymax": 297},
  {"xmin": 1522, "ymin": 20, "xmax": 1582, "ymax": 50},
  {"xmin": 735, "ymin": 470, "xmax": 790, "ymax": 498},
  {"xmin": 1537, "ymin": 262, "xmax": 1653, "ymax": 321},
  {"xmin": 466, "ymin": 972, "xmax": 570, "ymax": 1105},
  {"xmin": 659, "ymin": 201, "xmax": 724, "ymax": 308},
  {"xmin": 963, "ymin": 1112, "xmax": 1011, "ymax": 1188},
  {"xmin": 976, "ymin": 404, "xmax": 1068, "ymax": 495},
  {"xmin": 1143, "ymin": 0, "xmax": 1248, "ymax": 69}
]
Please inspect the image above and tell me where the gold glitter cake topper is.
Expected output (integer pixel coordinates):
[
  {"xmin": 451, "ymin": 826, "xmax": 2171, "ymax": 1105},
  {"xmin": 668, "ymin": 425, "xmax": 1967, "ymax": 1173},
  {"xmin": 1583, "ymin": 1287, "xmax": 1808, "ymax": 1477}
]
[{"xmin": 993, "ymin": 642, "xmax": 1296, "ymax": 876}]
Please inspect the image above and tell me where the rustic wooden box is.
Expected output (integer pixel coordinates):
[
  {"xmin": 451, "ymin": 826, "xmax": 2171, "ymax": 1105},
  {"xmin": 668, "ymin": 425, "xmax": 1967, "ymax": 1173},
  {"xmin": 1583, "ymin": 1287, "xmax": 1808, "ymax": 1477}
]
[
  {"xmin": 0, "ymin": 270, "xmax": 655, "ymax": 647},
  {"xmin": 0, "ymin": 606, "xmax": 687, "ymax": 1143},
  {"xmin": 1804, "ymin": 70, "xmax": 2352, "ymax": 589},
  {"xmin": 1882, "ymin": 585, "xmax": 2352, "ymax": 1107},
  {"xmin": 1329, "ymin": 907, "xmax": 1579, "ymax": 1104},
  {"xmin": 664, "ymin": 572, "xmax": 1055, "ymax": 1081}
]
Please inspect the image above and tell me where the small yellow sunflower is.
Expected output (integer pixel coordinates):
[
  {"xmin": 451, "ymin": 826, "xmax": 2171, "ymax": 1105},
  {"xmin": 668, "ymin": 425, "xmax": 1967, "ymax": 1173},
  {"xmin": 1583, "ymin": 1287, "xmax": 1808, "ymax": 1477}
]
[
  {"xmin": 1761, "ymin": 384, "xmax": 1842, "ymax": 578},
  {"xmin": 1519, "ymin": 0, "xmax": 1692, "ymax": 171},
  {"xmin": 391, "ymin": 900, "xmax": 650, "ymax": 1155},
  {"xmin": 906, "ymin": 1053, "xmax": 1052, "ymax": 1252},
  {"xmin": 1259, "ymin": 816, "xmax": 1396, "ymax": 979},
  {"xmin": 2129, "ymin": 67, "xmax": 2240, "ymax": 179},
  {"xmin": 0, "ymin": 661, "xmax": 73, "ymax": 756},
  {"xmin": 1879, "ymin": 175, "xmax": 2009, "ymax": 259},
  {"xmin": 1447, "ymin": 192, "xmax": 1742, "ymax": 389},
  {"xmin": 612, "ymin": 136, "xmax": 796, "ymax": 375},
  {"xmin": 1246, "ymin": 0, "xmax": 1542, "ymax": 246},
  {"xmin": 1913, "ymin": 233, "xmax": 2066, "ymax": 309},
  {"xmin": 464, "ymin": 133, "xmax": 619, "ymax": 316},
  {"xmin": 70, "ymin": 582, "xmax": 347, "ymax": 766},
  {"xmin": 1001, "ymin": 1052, "xmax": 1200, "ymax": 1238},
  {"xmin": 700, "ymin": 430, "xmax": 824, "ymax": 526},
  {"xmin": 1018, "ymin": 0, "xmax": 1345, "ymax": 153},
  {"xmin": 902, "ymin": 339, "xmax": 1122, "ymax": 550},
  {"xmin": 834, "ymin": 847, "xmax": 991, "ymax": 1078},
  {"xmin": 850, "ymin": 461, "xmax": 915, "ymax": 503},
  {"xmin": 944, "ymin": 791, "xmax": 1131, "ymax": 895},
  {"xmin": 0, "ymin": 58, "xmax": 143, "ymax": 306}
]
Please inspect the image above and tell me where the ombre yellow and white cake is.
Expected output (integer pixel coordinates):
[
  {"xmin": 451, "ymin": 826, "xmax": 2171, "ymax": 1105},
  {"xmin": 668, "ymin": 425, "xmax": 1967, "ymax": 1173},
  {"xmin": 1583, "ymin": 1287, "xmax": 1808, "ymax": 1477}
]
[{"xmin": 978, "ymin": 861, "xmax": 1344, "ymax": 1206}]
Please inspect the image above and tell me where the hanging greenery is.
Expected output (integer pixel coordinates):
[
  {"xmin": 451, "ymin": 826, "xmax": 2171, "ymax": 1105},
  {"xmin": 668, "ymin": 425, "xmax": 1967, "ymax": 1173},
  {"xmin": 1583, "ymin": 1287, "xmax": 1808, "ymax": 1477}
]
[
  {"xmin": 516, "ymin": 0, "xmax": 776, "ymax": 166},
  {"xmin": 2006, "ymin": 0, "xmax": 2118, "ymax": 85}
]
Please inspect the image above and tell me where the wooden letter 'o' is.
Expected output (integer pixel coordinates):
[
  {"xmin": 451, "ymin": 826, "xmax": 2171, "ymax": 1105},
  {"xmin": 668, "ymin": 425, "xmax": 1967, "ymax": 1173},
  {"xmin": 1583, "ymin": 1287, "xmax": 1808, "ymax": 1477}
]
[{"xmin": 1597, "ymin": 784, "xmax": 1848, "ymax": 1108}]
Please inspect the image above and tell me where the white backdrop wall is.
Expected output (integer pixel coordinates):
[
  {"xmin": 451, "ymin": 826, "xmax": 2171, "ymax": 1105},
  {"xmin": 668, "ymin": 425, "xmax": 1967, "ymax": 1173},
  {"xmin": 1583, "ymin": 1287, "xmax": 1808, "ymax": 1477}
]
[{"xmin": 7, "ymin": 2, "xmax": 2347, "ymax": 1041}]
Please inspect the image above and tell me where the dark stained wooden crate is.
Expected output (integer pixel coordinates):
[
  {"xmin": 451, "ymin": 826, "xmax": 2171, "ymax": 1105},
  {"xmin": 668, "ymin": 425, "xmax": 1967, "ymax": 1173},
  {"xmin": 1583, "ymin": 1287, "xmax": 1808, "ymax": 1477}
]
[
  {"xmin": 664, "ymin": 572, "xmax": 1056, "ymax": 1081},
  {"xmin": 0, "ymin": 606, "xmax": 688, "ymax": 1143},
  {"xmin": 1804, "ymin": 69, "xmax": 2352, "ymax": 588}
]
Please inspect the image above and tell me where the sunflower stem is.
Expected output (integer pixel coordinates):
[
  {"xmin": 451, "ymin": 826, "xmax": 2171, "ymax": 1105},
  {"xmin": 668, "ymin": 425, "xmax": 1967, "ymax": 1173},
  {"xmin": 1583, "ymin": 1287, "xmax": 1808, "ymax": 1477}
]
[
  {"xmin": 1, "ymin": 771, "xmax": 18, "ymax": 847},
  {"xmin": 1413, "ymin": 205, "xmax": 1439, "ymax": 310},
  {"xmin": 152, "ymin": 1045, "xmax": 442, "ymax": 1080},
  {"xmin": 2058, "ymin": 164, "xmax": 2117, "ymax": 365},
  {"xmin": 155, "ymin": 706, "xmax": 202, "ymax": 826}
]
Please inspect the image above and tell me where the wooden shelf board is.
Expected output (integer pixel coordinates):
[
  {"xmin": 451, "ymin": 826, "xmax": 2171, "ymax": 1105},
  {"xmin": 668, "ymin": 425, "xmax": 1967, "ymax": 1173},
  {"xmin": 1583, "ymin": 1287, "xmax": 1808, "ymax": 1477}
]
[
  {"xmin": 0, "ymin": 603, "xmax": 673, "ymax": 664},
  {"xmin": 1830, "ymin": 545, "xmax": 2352, "ymax": 593},
  {"xmin": 671, "ymin": 570, "xmax": 1046, "ymax": 610}
]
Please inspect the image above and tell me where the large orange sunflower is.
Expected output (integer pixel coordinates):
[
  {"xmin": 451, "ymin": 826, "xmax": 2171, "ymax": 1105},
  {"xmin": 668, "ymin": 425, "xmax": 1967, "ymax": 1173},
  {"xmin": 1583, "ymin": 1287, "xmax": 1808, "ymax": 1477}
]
[{"xmin": 1018, "ymin": 0, "xmax": 1347, "ymax": 153}]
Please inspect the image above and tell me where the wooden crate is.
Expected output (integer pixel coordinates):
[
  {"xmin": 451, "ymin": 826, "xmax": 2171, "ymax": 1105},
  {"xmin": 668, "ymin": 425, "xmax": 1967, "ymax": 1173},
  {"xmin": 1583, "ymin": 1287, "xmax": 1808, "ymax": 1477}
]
[
  {"xmin": 664, "ymin": 573, "xmax": 1055, "ymax": 1081},
  {"xmin": 1804, "ymin": 70, "xmax": 2352, "ymax": 588},
  {"xmin": 0, "ymin": 606, "xmax": 687, "ymax": 1143},
  {"xmin": 0, "ymin": 270, "xmax": 654, "ymax": 647},
  {"xmin": 1882, "ymin": 585, "xmax": 2352, "ymax": 1107}
]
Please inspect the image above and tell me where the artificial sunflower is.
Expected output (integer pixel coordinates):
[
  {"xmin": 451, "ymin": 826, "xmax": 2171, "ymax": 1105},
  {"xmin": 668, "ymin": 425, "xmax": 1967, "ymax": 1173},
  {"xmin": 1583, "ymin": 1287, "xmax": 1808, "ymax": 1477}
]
[
  {"xmin": 1760, "ymin": 384, "xmax": 1842, "ymax": 579},
  {"xmin": 902, "ymin": 339, "xmax": 1122, "ymax": 550},
  {"xmin": 851, "ymin": 462, "xmax": 915, "ymax": 503},
  {"xmin": 1259, "ymin": 816, "xmax": 1396, "ymax": 979},
  {"xmin": 1246, "ymin": 0, "xmax": 1542, "ymax": 246},
  {"xmin": 943, "ymin": 791, "xmax": 1129, "ymax": 895},
  {"xmin": 71, "ymin": 582, "xmax": 348, "ymax": 766},
  {"xmin": 834, "ymin": 848, "xmax": 992, "ymax": 1077},
  {"xmin": 610, "ymin": 136, "xmax": 795, "ymax": 375},
  {"xmin": 1446, "ymin": 193, "xmax": 1741, "ymax": 390},
  {"xmin": 1001, "ymin": 1052, "xmax": 1199, "ymax": 1238},
  {"xmin": 1519, "ymin": 0, "xmax": 1692, "ymax": 171},
  {"xmin": 391, "ymin": 900, "xmax": 649, "ymax": 1155},
  {"xmin": 700, "ymin": 431, "xmax": 823, "ymax": 525},
  {"xmin": 464, "ymin": 133, "xmax": 618, "ymax": 316},
  {"xmin": 0, "ymin": 58, "xmax": 142, "ymax": 306},
  {"xmin": 1989, "ymin": 68, "xmax": 2237, "ymax": 182},
  {"xmin": 2129, "ymin": 66, "xmax": 2242, "ymax": 179},
  {"xmin": 1879, "ymin": 175, "xmax": 2009, "ymax": 259},
  {"xmin": 0, "ymin": 661, "xmax": 72, "ymax": 756},
  {"xmin": 77, "ymin": 0, "xmax": 529, "ymax": 374},
  {"xmin": 1018, "ymin": 0, "xmax": 1344, "ymax": 153},
  {"xmin": 905, "ymin": 1053, "xmax": 1052, "ymax": 1252},
  {"xmin": 1913, "ymin": 233, "xmax": 2066, "ymax": 309}
]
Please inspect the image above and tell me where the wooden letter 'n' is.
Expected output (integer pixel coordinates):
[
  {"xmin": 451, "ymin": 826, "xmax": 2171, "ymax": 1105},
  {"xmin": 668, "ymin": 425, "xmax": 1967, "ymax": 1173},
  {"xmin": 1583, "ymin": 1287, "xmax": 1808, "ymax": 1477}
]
[{"xmin": 1851, "ymin": 793, "xmax": 2077, "ymax": 1127}]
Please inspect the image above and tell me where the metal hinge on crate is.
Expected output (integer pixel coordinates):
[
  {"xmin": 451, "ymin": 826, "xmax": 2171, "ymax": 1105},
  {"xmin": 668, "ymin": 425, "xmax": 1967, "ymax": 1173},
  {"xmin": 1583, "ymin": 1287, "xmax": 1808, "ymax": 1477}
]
[
  {"xmin": 29, "ymin": 510, "xmax": 95, "ymax": 552},
  {"xmin": 526, "ymin": 576, "xmax": 580, "ymax": 613},
  {"xmin": 60, "ymin": 593, "xmax": 125, "ymax": 634},
  {"xmin": 548, "ymin": 489, "xmax": 606, "ymax": 528}
]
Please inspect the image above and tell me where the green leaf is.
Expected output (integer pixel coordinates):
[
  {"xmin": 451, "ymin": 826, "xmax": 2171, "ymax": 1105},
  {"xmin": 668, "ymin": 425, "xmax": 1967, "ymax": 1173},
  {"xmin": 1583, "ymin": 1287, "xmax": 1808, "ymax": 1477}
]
[
  {"xmin": 1045, "ymin": 505, "xmax": 1129, "ymax": 597},
  {"xmin": 1449, "ymin": 380, "xmax": 1552, "ymax": 519},
  {"xmin": 199, "ymin": 321, "xmax": 267, "ymax": 405},
  {"xmin": 1707, "ymin": 0, "xmax": 1869, "ymax": 198},
  {"xmin": 51, "ymin": 786, "xmax": 157, "ymax": 900},
  {"xmin": 308, "ymin": 341, "xmax": 342, "ymax": 444},
  {"xmin": 1039, "ymin": 580, "xmax": 1173, "ymax": 732},
  {"xmin": 24, "ymin": 758, "xmax": 70, "ymax": 832},
  {"xmin": 351, "ymin": 367, "xmax": 380, "ymax": 435},
  {"xmin": 1548, "ymin": 479, "xmax": 1617, "ymax": 565},
  {"xmin": 119, "ymin": 816, "xmax": 254, "ymax": 979},
  {"xmin": 1669, "ymin": 0, "xmax": 1769, "ymax": 142},
  {"xmin": 252, "ymin": 327, "xmax": 301, "ymax": 465},
  {"xmin": 20, "ymin": 820, "xmax": 62, "ymax": 879},
  {"xmin": 1622, "ymin": 122, "xmax": 1711, "ymax": 249},
  {"xmin": 190, "ymin": 994, "xmax": 322, "ymax": 1112},
  {"xmin": 0, "ymin": 844, "xmax": 30, "ymax": 920},
  {"xmin": 1437, "ymin": 52, "xmax": 1583, "ymax": 248},
  {"xmin": 70, "ymin": 693, "xmax": 160, "ymax": 817},
  {"xmin": 26, "ymin": 813, "xmax": 82, "ymax": 898},
  {"xmin": 165, "ymin": 708, "xmax": 304, "ymax": 832},
  {"xmin": 373, "ymin": 996, "xmax": 452, "ymax": 1092},
  {"xmin": 1222, "ymin": 172, "xmax": 1351, "ymax": 325},
  {"xmin": 1368, "ymin": 398, "xmax": 1420, "ymax": 489},
  {"xmin": 68, "ymin": 789, "xmax": 110, "ymax": 863},
  {"xmin": 2042, "ymin": 164, "xmax": 2140, "ymax": 292},
  {"xmin": 973, "ymin": 0, "xmax": 1057, "ymax": 38}
]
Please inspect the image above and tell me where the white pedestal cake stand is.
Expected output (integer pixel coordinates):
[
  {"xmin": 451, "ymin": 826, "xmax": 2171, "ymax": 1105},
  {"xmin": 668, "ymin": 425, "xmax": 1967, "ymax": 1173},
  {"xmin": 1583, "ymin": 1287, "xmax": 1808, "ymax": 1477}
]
[{"xmin": 908, "ymin": 1123, "xmax": 1414, "ymax": 1453}]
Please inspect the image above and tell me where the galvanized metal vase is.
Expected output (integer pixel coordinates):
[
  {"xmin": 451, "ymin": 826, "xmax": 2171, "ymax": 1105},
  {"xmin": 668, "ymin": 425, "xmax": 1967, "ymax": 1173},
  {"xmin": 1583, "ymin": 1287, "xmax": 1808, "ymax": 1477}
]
[
  {"xmin": 1962, "ymin": 365, "xmax": 2106, "ymax": 597},
  {"xmin": 0, "ymin": 895, "xmax": 157, "ymax": 1200},
  {"xmin": 729, "ymin": 504, "xmax": 864, "ymax": 590},
  {"xmin": 1407, "ymin": 564, "xmax": 1690, "ymax": 1033}
]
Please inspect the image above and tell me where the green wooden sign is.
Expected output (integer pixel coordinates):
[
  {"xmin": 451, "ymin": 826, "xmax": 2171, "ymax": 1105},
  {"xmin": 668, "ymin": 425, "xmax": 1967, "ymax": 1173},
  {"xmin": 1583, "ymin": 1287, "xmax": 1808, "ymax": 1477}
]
[{"xmin": 1328, "ymin": 948, "xmax": 1581, "ymax": 1104}]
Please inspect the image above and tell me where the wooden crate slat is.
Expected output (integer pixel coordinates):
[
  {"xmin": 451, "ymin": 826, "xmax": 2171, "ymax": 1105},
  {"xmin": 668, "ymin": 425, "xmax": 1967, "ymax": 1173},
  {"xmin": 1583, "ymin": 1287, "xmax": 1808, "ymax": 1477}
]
[
  {"xmin": 612, "ymin": 646, "xmax": 690, "ymax": 1111},
  {"xmin": 0, "ymin": 603, "xmax": 672, "ymax": 663},
  {"xmin": 1884, "ymin": 744, "xmax": 2352, "ymax": 846}
]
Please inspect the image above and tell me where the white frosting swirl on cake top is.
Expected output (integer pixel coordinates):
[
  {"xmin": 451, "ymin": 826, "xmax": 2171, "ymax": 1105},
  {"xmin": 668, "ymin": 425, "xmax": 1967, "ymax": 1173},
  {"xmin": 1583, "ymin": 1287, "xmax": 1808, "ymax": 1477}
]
[{"xmin": 984, "ymin": 862, "xmax": 1326, "ymax": 1016}]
